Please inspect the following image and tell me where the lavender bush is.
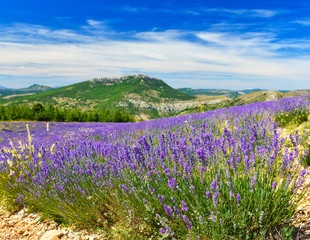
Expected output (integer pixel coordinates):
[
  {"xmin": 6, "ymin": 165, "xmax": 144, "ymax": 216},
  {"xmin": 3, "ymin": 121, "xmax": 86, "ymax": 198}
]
[{"xmin": 0, "ymin": 96, "xmax": 310, "ymax": 239}]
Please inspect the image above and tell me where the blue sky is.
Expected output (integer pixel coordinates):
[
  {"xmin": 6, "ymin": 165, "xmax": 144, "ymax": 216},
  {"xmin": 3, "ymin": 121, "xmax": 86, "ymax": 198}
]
[{"xmin": 1, "ymin": 0, "xmax": 310, "ymax": 90}]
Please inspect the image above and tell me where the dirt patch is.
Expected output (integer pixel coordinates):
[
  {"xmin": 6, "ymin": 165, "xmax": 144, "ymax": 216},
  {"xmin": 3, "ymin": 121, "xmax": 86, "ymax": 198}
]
[{"xmin": 0, "ymin": 207, "xmax": 108, "ymax": 240}]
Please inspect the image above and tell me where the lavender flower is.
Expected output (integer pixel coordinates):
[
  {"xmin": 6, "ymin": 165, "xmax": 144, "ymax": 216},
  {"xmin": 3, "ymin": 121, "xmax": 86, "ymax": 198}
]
[
  {"xmin": 211, "ymin": 211, "xmax": 216, "ymax": 222},
  {"xmin": 250, "ymin": 172, "xmax": 257, "ymax": 191},
  {"xmin": 272, "ymin": 181, "xmax": 277, "ymax": 190},
  {"xmin": 259, "ymin": 211, "xmax": 264, "ymax": 228},
  {"xmin": 168, "ymin": 178, "xmax": 177, "ymax": 189},
  {"xmin": 206, "ymin": 191, "xmax": 211, "ymax": 198},
  {"xmin": 190, "ymin": 185, "xmax": 195, "ymax": 192},
  {"xmin": 164, "ymin": 204, "xmax": 173, "ymax": 216},
  {"xmin": 236, "ymin": 193, "xmax": 240, "ymax": 204},
  {"xmin": 212, "ymin": 193, "xmax": 218, "ymax": 208},
  {"xmin": 173, "ymin": 206, "xmax": 181, "ymax": 218},
  {"xmin": 181, "ymin": 200, "xmax": 188, "ymax": 212}
]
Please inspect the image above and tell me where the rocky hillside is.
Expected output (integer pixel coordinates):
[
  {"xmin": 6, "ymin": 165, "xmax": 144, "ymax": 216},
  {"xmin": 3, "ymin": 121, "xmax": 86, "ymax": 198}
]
[
  {"xmin": 179, "ymin": 90, "xmax": 291, "ymax": 115},
  {"xmin": 286, "ymin": 89, "xmax": 310, "ymax": 97}
]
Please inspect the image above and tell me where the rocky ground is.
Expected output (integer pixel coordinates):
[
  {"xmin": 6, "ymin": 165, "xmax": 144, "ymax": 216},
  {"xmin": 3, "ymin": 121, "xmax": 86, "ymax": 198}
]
[{"xmin": 0, "ymin": 207, "xmax": 109, "ymax": 240}]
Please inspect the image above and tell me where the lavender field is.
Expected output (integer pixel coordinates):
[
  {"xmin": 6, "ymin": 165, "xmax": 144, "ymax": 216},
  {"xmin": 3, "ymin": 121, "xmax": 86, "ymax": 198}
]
[{"xmin": 1, "ymin": 97, "xmax": 310, "ymax": 239}]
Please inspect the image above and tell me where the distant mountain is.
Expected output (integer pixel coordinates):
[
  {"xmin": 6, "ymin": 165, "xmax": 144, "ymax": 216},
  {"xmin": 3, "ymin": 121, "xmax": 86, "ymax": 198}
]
[
  {"xmin": 177, "ymin": 88, "xmax": 232, "ymax": 96},
  {"xmin": 25, "ymin": 84, "xmax": 53, "ymax": 92},
  {"xmin": 0, "ymin": 86, "xmax": 10, "ymax": 90},
  {"xmin": 0, "ymin": 84, "xmax": 53, "ymax": 96},
  {"xmin": 239, "ymin": 88, "xmax": 267, "ymax": 94}
]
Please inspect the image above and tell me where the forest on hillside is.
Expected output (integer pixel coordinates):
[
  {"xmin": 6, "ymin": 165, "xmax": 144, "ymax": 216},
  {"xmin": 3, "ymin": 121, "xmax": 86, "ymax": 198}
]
[{"xmin": 0, "ymin": 103, "xmax": 135, "ymax": 122}]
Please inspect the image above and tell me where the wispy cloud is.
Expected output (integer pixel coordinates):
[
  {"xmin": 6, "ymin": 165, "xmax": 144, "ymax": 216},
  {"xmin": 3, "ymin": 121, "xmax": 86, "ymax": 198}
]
[
  {"xmin": 293, "ymin": 19, "xmax": 310, "ymax": 26},
  {"xmin": 121, "ymin": 5, "xmax": 149, "ymax": 12},
  {"xmin": 1, "ymin": 22, "xmax": 310, "ymax": 89},
  {"xmin": 0, "ymin": 23, "xmax": 92, "ymax": 43},
  {"xmin": 204, "ymin": 8, "xmax": 279, "ymax": 18},
  {"xmin": 54, "ymin": 16, "xmax": 72, "ymax": 20},
  {"xmin": 87, "ymin": 19, "xmax": 103, "ymax": 26},
  {"xmin": 115, "ymin": 6, "xmax": 279, "ymax": 19}
]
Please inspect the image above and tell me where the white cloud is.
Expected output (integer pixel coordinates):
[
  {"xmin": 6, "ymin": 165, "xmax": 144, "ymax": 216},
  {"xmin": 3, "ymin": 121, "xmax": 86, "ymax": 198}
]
[
  {"xmin": 1, "ymin": 23, "xmax": 310, "ymax": 89},
  {"xmin": 87, "ymin": 19, "xmax": 102, "ymax": 26},
  {"xmin": 203, "ymin": 8, "xmax": 279, "ymax": 18},
  {"xmin": 226, "ymin": 9, "xmax": 278, "ymax": 18},
  {"xmin": 293, "ymin": 19, "xmax": 310, "ymax": 26},
  {"xmin": 121, "ymin": 5, "xmax": 149, "ymax": 12},
  {"xmin": 0, "ymin": 23, "xmax": 92, "ymax": 43}
]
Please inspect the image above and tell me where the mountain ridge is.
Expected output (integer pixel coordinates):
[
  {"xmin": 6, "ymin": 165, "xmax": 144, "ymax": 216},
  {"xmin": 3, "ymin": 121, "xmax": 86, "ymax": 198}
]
[
  {"xmin": 0, "ymin": 84, "xmax": 53, "ymax": 96},
  {"xmin": 0, "ymin": 74, "xmax": 309, "ymax": 120}
]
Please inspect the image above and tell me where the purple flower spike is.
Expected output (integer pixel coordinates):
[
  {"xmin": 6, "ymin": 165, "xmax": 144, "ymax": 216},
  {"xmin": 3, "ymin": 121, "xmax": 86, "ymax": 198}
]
[
  {"xmin": 186, "ymin": 221, "xmax": 192, "ymax": 230},
  {"xmin": 211, "ymin": 211, "xmax": 216, "ymax": 222},
  {"xmin": 236, "ymin": 193, "xmax": 240, "ymax": 204},
  {"xmin": 173, "ymin": 206, "xmax": 180, "ymax": 216},
  {"xmin": 301, "ymin": 169, "xmax": 307, "ymax": 177},
  {"xmin": 206, "ymin": 191, "xmax": 211, "ymax": 198},
  {"xmin": 196, "ymin": 147, "xmax": 206, "ymax": 161},
  {"xmin": 272, "ymin": 181, "xmax": 277, "ymax": 190},
  {"xmin": 164, "ymin": 204, "xmax": 173, "ymax": 216},
  {"xmin": 168, "ymin": 178, "xmax": 177, "ymax": 189},
  {"xmin": 183, "ymin": 214, "xmax": 189, "ymax": 222},
  {"xmin": 181, "ymin": 200, "xmax": 188, "ymax": 212},
  {"xmin": 210, "ymin": 179, "xmax": 217, "ymax": 190}
]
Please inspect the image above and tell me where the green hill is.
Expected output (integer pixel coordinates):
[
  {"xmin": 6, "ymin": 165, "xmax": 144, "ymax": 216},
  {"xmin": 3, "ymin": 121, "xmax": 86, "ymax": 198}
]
[{"xmin": 0, "ymin": 74, "xmax": 195, "ymax": 120}]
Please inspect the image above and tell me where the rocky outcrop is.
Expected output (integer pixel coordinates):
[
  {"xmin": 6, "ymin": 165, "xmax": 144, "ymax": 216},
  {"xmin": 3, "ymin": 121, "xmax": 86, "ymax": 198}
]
[
  {"xmin": 89, "ymin": 74, "xmax": 161, "ymax": 84},
  {"xmin": 117, "ymin": 95, "xmax": 229, "ymax": 112}
]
